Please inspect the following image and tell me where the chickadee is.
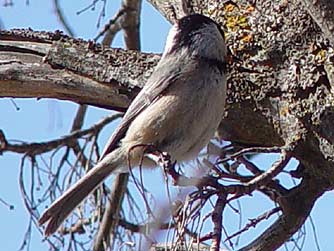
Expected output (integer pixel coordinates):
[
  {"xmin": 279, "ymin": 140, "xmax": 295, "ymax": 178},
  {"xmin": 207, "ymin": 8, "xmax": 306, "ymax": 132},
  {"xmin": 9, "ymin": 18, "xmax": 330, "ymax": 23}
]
[{"xmin": 39, "ymin": 13, "xmax": 227, "ymax": 235}]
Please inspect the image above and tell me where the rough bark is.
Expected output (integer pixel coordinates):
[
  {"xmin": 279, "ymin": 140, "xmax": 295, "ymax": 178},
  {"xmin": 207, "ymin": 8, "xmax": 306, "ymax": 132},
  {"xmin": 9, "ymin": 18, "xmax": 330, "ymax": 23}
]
[
  {"xmin": 0, "ymin": 29, "xmax": 160, "ymax": 111},
  {"xmin": 300, "ymin": 0, "xmax": 334, "ymax": 46}
]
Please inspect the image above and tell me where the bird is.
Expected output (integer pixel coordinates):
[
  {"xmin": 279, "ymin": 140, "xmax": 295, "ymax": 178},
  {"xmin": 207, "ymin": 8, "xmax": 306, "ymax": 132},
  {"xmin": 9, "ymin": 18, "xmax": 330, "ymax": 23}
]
[{"xmin": 39, "ymin": 13, "xmax": 227, "ymax": 236}]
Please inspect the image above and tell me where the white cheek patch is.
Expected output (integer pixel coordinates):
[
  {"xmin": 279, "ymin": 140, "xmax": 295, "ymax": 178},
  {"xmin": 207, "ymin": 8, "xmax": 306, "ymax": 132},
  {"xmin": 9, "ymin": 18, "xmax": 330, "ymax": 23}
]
[{"xmin": 162, "ymin": 25, "xmax": 179, "ymax": 57}]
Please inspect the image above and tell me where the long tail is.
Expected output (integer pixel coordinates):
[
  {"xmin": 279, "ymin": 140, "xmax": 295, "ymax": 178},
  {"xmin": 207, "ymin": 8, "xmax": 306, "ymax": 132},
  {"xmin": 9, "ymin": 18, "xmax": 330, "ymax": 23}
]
[{"xmin": 39, "ymin": 148, "xmax": 125, "ymax": 236}]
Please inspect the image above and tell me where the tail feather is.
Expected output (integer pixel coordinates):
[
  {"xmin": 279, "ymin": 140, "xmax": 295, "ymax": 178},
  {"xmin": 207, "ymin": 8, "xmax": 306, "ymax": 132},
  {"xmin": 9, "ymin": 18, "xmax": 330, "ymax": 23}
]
[{"xmin": 39, "ymin": 149, "xmax": 124, "ymax": 236}]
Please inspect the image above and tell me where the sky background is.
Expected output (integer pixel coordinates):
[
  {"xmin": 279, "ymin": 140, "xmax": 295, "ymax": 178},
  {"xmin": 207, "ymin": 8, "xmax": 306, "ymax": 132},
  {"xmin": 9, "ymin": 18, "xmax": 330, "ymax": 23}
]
[{"xmin": 0, "ymin": 1, "xmax": 334, "ymax": 251}]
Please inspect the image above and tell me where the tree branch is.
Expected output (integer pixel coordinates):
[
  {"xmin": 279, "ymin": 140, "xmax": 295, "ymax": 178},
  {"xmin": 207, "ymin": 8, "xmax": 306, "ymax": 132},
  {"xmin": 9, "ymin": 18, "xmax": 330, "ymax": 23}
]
[
  {"xmin": 0, "ymin": 114, "xmax": 121, "ymax": 156},
  {"xmin": 238, "ymin": 177, "xmax": 326, "ymax": 251},
  {"xmin": 210, "ymin": 194, "xmax": 226, "ymax": 251},
  {"xmin": 93, "ymin": 174, "xmax": 129, "ymax": 251},
  {"xmin": 0, "ymin": 29, "xmax": 160, "ymax": 111}
]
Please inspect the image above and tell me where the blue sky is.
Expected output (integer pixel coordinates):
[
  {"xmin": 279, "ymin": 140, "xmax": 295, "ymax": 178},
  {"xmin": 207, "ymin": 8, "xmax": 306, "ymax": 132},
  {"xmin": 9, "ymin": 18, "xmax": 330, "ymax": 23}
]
[{"xmin": 0, "ymin": 1, "xmax": 333, "ymax": 250}]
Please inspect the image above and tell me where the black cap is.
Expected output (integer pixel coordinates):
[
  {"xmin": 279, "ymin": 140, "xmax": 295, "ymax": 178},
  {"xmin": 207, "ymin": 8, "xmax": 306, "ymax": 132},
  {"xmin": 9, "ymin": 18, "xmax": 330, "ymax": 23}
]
[{"xmin": 170, "ymin": 14, "xmax": 224, "ymax": 53}]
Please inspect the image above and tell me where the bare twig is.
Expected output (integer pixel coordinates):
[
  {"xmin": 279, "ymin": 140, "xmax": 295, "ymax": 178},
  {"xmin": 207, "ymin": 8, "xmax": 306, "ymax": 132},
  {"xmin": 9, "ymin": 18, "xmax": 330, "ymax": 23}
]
[
  {"xmin": 19, "ymin": 156, "xmax": 59, "ymax": 250},
  {"xmin": 237, "ymin": 155, "xmax": 289, "ymax": 199},
  {"xmin": 53, "ymin": 0, "xmax": 75, "ymax": 36},
  {"xmin": 226, "ymin": 207, "xmax": 280, "ymax": 242},
  {"xmin": 0, "ymin": 114, "xmax": 122, "ymax": 156},
  {"xmin": 93, "ymin": 173, "xmax": 129, "ymax": 251},
  {"xmin": 69, "ymin": 105, "xmax": 90, "ymax": 170},
  {"xmin": 224, "ymin": 149, "xmax": 291, "ymax": 200},
  {"xmin": 210, "ymin": 194, "xmax": 226, "ymax": 251},
  {"xmin": 95, "ymin": 0, "xmax": 142, "ymax": 48},
  {"xmin": 94, "ymin": 8, "xmax": 124, "ymax": 43},
  {"xmin": 216, "ymin": 146, "xmax": 282, "ymax": 165}
]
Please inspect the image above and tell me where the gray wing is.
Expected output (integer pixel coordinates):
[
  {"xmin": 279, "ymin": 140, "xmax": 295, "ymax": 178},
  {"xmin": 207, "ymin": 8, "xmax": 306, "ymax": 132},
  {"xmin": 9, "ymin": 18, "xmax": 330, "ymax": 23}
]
[{"xmin": 99, "ymin": 57, "xmax": 182, "ymax": 159}]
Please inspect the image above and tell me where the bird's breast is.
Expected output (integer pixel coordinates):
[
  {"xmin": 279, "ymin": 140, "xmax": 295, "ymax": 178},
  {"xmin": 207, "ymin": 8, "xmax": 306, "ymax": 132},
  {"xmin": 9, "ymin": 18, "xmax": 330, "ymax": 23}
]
[{"xmin": 122, "ymin": 65, "xmax": 226, "ymax": 164}]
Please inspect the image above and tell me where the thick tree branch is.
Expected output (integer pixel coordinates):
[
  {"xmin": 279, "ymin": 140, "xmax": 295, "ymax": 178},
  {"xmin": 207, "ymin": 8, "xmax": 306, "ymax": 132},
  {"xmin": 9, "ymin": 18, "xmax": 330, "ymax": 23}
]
[
  {"xmin": 121, "ymin": 0, "xmax": 142, "ymax": 50},
  {"xmin": 0, "ymin": 29, "xmax": 160, "ymax": 111},
  {"xmin": 238, "ymin": 177, "xmax": 326, "ymax": 251}
]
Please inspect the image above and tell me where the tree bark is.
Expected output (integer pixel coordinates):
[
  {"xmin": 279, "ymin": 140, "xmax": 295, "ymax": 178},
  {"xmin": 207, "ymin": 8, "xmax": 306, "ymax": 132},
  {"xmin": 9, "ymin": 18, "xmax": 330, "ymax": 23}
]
[
  {"xmin": 300, "ymin": 0, "xmax": 334, "ymax": 46},
  {"xmin": 0, "ymin": 29, "xmax": 160, "ymax": 111}
]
